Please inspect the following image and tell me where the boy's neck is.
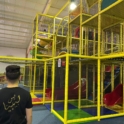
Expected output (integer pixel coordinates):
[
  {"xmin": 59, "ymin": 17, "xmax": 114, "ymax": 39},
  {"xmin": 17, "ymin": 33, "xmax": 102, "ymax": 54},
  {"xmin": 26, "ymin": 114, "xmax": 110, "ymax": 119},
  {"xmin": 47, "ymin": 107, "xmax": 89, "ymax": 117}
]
[{"xmin": 7, "ymin": 82, "xmax": 19, "ymax": 88}]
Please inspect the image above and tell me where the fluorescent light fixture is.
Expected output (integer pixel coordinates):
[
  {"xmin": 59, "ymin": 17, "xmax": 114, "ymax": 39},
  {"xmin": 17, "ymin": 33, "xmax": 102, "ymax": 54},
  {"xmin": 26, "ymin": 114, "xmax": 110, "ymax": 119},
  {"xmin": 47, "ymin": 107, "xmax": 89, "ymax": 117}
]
[
  {"xmin": 35, "ymin": 39, "xmax": 40, "ymax": 42},
  {"xmin": 70, "ymin": 0, "xmax": 77, "ymax": 10}
]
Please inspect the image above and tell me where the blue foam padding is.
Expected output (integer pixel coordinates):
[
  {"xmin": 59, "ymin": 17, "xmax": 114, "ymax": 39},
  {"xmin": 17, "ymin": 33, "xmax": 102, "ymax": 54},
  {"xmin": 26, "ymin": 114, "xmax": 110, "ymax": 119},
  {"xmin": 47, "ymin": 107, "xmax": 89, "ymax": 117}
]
[
  {"xmin": 35, "ymin": 94, "xmax": 43, "ymax": 98},
  {"xmin": 101, "ymin": 0, "xmax": 116, "ymax": 10},
  {"xmin": 88, "ymin": 95, "xmax": 93, "ymax": 100},
  {"xmin": 82, "ymin": 107, "xmax": 117, "ymax": 116},
  {"xmin": 45, "ymin": 102, "xmax": 77, "ymax": 111}
]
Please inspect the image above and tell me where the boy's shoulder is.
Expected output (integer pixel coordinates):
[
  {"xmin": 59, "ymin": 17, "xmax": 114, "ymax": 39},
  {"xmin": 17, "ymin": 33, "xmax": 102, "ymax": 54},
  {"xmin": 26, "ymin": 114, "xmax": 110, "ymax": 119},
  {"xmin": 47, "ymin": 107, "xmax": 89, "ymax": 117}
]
[{"xmin": 0, "ymin": 87, "xmax": 30, "ymax": 95}]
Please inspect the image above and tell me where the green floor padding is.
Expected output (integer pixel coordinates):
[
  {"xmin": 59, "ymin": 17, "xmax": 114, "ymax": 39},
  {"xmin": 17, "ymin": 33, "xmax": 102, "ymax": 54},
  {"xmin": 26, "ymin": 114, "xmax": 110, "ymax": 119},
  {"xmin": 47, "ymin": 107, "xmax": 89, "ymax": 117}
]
[
  {"xmin": 57, "ymin": 109, "xmax": 95, "ymax": 124},
  {"xmin": 69, "ymin": 100, "xmax": 95, "ymax": 107}
]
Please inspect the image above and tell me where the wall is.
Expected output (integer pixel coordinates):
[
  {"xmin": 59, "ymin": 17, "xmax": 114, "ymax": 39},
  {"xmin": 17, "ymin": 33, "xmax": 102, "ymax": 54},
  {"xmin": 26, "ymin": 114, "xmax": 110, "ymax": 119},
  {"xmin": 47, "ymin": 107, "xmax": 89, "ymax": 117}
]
[{"xmin": 0, "ymin": 47, "xmax": 26, "ymax": 73}]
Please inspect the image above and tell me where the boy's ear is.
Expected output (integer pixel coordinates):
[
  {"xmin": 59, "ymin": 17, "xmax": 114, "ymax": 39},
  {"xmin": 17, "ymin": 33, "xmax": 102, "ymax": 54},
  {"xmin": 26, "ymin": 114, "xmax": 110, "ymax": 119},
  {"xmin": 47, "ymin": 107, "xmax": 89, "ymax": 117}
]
[
  {"xmin": 19, "ymin": 75, "xmax": 21, "ymax": 80},
  {"xmin": 4, "ymin": 76, "xmax": 7, "ymax": 80}
]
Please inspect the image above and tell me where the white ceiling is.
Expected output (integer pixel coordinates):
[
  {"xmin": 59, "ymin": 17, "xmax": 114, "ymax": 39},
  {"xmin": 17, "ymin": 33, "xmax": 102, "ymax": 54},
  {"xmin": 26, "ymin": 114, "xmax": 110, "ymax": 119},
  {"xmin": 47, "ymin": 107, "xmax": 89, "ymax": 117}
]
[
  {"xmin": 0, "ymin": 0, "xmax": 80, "ymax": 49},
  {"xmin": 0, "ymin": 0, "xmax": 48, "ymax": 49}
]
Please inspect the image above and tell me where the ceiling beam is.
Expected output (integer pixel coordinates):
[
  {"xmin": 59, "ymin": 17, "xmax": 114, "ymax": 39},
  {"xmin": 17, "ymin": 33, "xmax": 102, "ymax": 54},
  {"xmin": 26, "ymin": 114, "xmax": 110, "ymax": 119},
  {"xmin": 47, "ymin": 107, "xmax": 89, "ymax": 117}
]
[
  {"xmin": 0, "ymin": 42, "xmax": 25, "ymax": 45},
  {"xmin": 0, "ymin": 1, "xmax": 39, "ymax": 12},
  {"xmin": 0, "ymin": 32, "xmax": 28, "ymax": 38},
  {"xmin": 0, "ymin": 23, "xmax": 32, "ymax": 30},
  {"xmin": 0, "ymin": 40, "xmax": 26, "ymax": 45},
  {"xmin": 0, "ymin": 36, "xmax": 27, "ymax": 41},
  {"xmin": 0, "ymin": 28, "xmax": 32, "ymax": 34},
  {"xmin": 26, "ymin": 0, "xmax": 47, "ymax": 5},
  {"xmin": 0, "ymin": 44, "xmax": 26, "ymax": 49},
  {"xmin": 0, "ymin": 17, "xmax": 32, "ymax": 25},
  {"xmin": 0, "ymin": 13, "xmax": 33, "ymax": 23},
  {"xmin": 0, "ymin": 10, "xmax": 33, "ymax": 19}
]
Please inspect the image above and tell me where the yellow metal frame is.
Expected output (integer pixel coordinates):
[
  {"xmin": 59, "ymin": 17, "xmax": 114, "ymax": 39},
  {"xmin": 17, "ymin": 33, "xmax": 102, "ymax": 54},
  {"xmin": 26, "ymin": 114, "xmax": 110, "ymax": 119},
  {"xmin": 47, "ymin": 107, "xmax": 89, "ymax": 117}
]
[
  {"xmin": 51, "ymin": 0, "xmax": 124, "ymax": 124},
  {"xmin": 1, "ymin": 0, "xmax": 124, "ymax": 123}
]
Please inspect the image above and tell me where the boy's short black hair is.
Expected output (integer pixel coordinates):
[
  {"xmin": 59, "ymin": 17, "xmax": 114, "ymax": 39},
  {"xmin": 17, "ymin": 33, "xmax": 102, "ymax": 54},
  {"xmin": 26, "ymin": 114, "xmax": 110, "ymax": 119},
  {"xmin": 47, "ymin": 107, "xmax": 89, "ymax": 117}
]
[{"xmin": 6, "ymin": 65, "xmax": 20, "ymax": 82}]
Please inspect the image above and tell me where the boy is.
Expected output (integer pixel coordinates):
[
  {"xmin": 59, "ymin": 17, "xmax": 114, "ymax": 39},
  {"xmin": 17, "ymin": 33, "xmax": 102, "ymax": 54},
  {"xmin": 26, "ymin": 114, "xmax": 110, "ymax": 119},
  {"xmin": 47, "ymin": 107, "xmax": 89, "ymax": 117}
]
[{"xmin": 0, "ymin": 65, "xmax": 32, "ymax": 124}]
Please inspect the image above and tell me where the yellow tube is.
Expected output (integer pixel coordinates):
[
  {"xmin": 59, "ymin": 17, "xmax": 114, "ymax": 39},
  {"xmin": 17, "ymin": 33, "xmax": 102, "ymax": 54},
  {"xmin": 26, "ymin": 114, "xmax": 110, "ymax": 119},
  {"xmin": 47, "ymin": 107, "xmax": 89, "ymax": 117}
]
[
  {"xmin": 52, "ymin": 110, "xmax": 64, "ymax": 122},
  {"xmin": 86, "ymin": 65, "xmax": 88, "ymax": 99},
  {"xmin": 100, "ymin": 113, "xmax": 124, "ymax": 119},
  {"xmin": 80, "ymin": 0, "xmax": 83, "ymax": 55},
  {"xmin": 93, "ymin": 28, "xmax": 96, "ymax": 56},
  {"xmin": 51, "ymin": 59, "xmax": 55, "ymax": 111},
  {"xmin": 32, "ymin": 102, "xmax": 43, "ymax": 105},
  {"xmin": 67, "ymin": 116, "xmax": 98, "ymax": 123},
  {"xmin": 43, "ymin": 61, "xmax": 47, "ymax": 104},
  {"xmin": 93, "ymin": 65, "xmax": 95, "ymax": 102},
  {"xmin": 53, "ymin": 54, "xmax": 67, "ymax": 59},
  {"xmin": 97, "ymin": 59, "xmax": 101, "ymax": 121},
  {"xmin": 120, "ymin": 63, "xmax": 122, "ymax": 84},
  {"xmin": 111, "ymin": 64, "xmax": 114, "ymax": 91},
  {"xmin": 64, "ymin": 55, "xmax": 69, "ymax": 123},
  {"xmin": 101, "ymin": 63, "xmax": 104, "ymax": 106},
  {"xmin": 55, "ymin": 1, "xmax": 69, "ymax": 17},
  {"xmin": 123, "ymin": 63, "xmax": 124, "ymax": 112},
  {"xmin": 54, "ymin": 34, "xmax": 56, "ymax": 56},
  {"xmin": 120, "ymin": 24, "xmax": 123, "ymax": 52},
  {"xmin": 68, "ymin": 54, "xmax": 97, "ymax": 59},
  {"xmin": 78, "ymin": 61, "xmax": 81, "ymax": 109},
  {"xmin": 111, "ymin": 30, "xmax": 114, "ymax": 53}
]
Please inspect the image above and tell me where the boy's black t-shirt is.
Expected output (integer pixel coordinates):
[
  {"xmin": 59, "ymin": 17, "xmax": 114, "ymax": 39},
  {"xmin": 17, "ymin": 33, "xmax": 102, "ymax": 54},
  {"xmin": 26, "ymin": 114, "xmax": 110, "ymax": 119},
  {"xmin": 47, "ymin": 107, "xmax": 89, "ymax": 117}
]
[{"xmin": 0, "ymin": 87, "xmax": 32, "ymax": 124}]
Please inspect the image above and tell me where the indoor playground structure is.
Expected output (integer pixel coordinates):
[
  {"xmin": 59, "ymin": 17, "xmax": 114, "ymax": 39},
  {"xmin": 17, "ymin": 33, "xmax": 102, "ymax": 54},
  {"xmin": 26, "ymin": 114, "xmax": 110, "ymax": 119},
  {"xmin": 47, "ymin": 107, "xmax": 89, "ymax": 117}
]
[{"xmin": 1, "ymin": 0, "xmax": 124, "ymax": 124}]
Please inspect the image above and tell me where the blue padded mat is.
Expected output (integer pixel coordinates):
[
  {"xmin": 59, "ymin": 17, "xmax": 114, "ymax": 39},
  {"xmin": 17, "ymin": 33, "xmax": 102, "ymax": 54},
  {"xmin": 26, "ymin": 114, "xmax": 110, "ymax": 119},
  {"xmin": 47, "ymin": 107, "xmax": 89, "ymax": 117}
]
[
  {"xmin": 45, "ymin": 102, "xmax": 77, "ymax": 111},
  {"xmin": 82, "ymin": 107, "xmax": 117, "ymax": 116},
  {"xmin": 101, "ymin": 0, "xmax": 116, "ymax": 10},
  {"xmin": 35, "ymin": 94, "xmax": 43, "ymax": 98}
]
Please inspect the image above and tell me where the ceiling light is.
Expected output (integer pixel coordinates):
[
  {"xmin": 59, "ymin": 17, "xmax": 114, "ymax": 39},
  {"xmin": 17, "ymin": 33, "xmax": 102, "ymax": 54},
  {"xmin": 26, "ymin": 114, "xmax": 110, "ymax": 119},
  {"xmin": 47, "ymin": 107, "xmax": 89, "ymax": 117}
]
[
  {"xmin": 35, "ymin": 39, "xmax": 40, "ymax": 42},
  {"xmin": 70, "ymin": 0, "xmax": 77, "ymax": 10}
]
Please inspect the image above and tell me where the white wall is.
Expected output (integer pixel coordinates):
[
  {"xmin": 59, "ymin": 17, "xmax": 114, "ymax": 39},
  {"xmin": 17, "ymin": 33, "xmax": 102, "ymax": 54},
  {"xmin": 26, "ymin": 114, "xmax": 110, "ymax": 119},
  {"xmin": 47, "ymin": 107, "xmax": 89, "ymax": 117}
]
[{"xmin": 0, "ymin": 47, "xmax": 26, "ymax": 73}]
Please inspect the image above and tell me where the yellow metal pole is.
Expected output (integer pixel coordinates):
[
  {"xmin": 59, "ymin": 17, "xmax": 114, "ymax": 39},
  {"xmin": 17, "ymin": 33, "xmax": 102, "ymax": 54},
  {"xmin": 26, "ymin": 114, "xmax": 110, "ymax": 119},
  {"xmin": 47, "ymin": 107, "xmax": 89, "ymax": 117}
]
[
  {"xmin": 55, "ymin": 1, "xmax": 69, "ymax": 17},
  {"xmin": 43, "ymin": 61, "xmax": 47, "ymax": 104},
  {"xmin": 78, "ymin": 61, "xmax": 81, "ymax": 109},
  {"xmin": 93, "ymin": 65, "xmax": 95, "ymax": 103},
  {"xmin": 101, "ymin": 30, "xmax": 104, "ymax": 55},
  {"xmin": 122, "ymin": 23, "xmax": 124, "ymax": 52},
  {"xmin": 31, "ymin": 65, "xmax": 33, "ymax": 91},
  {"xmin": 93, "ymin": 29, "xmax": 96, "ymax": 56},
  {"xmin": 123, "ymin": 63, "xmax": 124, "ymax": 112},
  {"xmin": 53, "ymin": 17, "xmax": 56, "ymax": 57},
  {"xmin": 80, "ymin": 0, "xmax": 83, "ymax": 55},
  {"xmin": 105, "ymin": 31, "xmax": 107, "ymax": 53},
  {"xmin": 51, "ymin": 59, "xmax": 55, "ymax": 111},
  {"xmin": 23, "ymin": 66, "xmax": 26, "ymax": 86},
  {"xmin": 33, "ymin": 14, "xmax": 39, "ymax": 94},
  {"xmin": 97, "ymin": 59, "xmax": 101, "ymax": 121},
  {"xmin": 78, "ymin": 0, "xmax": 83, "ymax": 109},
  {"xmin": 86, "ymin": 64, "xmax": 88, "ymax": 99},
  {"xmin": 85, "ymin": 28, "xmax": 88, "ymax": 55},
  {"xmin": 120, "ymin": 63, "xmax": 123, "ymax": 84},
  {"xmin": 54, "ymin": 34, "xmax": 57, "ymax": 56},
  {"xmin": 97, "ymin": 0, "xmax": 101, "ymax": 121},
  {"xmin": 82, "ymin": 27, "xmax": 84, "ymax": 55},
  {"xmin": 29, "ymin": 65, "xmax": 32, "ymax": 91},
  {"xmin": 101, "ymin": 63, "xmax": 104, "ymax": 106},
  {"xmin": 62, "ymin": 27, "xmax": 64, "ymax": 36},
  {"xmin": 48, "ymin": 25, "xmax": 50, "ymax": 38},
  {"xmin": 64, "ymin": 55, "xmax": 69, "ymax": 124},
  {"xmin": 111, "ymin": 30, "xmax": 114, "ymax": 53},
  {"xmin": 70, "ymin": 25, "xmax": 72, "ymax": 54},
  {"xmin": 111, "ymin": 64, "xmax": 114, "ymax": 91},
  {"xmin": 120, "ymin": 24, "xmax": 123, "ymax": 52}
]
